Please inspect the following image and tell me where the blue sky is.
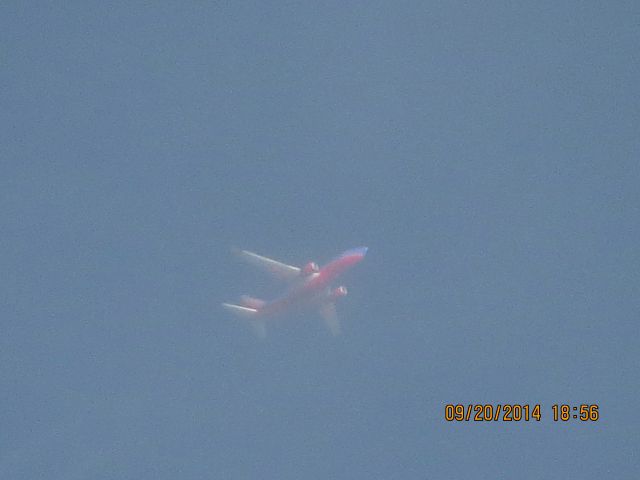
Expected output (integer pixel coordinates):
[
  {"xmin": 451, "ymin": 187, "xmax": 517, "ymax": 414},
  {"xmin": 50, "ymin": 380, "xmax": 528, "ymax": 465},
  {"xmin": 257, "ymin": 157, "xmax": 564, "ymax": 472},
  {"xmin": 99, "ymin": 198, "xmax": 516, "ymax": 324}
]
[{"xmin": 2, "ymin": 2, "xmax": 639, "ymax": 478}]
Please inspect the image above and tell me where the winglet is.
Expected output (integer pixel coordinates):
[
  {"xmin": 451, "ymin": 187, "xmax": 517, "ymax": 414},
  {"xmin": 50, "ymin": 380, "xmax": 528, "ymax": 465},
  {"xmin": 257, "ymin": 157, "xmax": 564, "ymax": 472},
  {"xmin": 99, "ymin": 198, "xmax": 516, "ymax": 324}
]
[{"xmin": 240, "ymin": 295, "xmax": 266, "ymax": 310}]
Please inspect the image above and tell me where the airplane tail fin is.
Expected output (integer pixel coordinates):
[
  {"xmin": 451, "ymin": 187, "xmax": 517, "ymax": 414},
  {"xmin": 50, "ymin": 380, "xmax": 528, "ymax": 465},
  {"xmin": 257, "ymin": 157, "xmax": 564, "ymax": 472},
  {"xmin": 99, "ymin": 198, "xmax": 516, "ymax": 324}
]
[{"xmin": 222, "ymin": 303, "xmax": 266, "ymax": 338}]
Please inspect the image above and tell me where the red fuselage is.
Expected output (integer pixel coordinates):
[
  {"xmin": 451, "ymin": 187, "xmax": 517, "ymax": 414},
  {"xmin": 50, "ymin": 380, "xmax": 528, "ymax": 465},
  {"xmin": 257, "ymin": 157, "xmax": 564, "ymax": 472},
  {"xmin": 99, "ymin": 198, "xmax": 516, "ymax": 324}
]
[{"xmin": 258, "ymin": 247, "xmax": 367, "ymax": 317}]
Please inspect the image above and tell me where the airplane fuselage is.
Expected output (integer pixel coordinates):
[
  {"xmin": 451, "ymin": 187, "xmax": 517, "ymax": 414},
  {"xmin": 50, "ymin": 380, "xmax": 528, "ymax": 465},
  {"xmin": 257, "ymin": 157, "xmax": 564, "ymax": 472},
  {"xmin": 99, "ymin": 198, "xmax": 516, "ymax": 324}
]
[
  {"xmin": 256, "ymin": 247, "xmax": 367, "ymax": 317},
  {"xmin": 222, "ymin": 246, "xmax": 367, "ymax": 336}
]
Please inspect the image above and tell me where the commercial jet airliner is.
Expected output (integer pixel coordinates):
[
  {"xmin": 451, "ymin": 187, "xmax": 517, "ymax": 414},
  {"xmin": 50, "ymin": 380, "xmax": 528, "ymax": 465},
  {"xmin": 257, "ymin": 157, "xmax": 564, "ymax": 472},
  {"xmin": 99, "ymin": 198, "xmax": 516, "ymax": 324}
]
[{"xmin": 222, "ymin": 247, "xmax": 368, "ymax": 337}]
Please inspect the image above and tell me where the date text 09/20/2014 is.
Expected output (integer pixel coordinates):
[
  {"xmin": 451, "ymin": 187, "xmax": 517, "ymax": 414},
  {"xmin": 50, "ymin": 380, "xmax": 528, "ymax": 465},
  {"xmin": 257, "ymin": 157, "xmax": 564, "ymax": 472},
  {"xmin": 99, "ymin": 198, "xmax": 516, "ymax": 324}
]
[{"xmin": 444, "ymin": 404, "xmax": 600, "ymax": 422}]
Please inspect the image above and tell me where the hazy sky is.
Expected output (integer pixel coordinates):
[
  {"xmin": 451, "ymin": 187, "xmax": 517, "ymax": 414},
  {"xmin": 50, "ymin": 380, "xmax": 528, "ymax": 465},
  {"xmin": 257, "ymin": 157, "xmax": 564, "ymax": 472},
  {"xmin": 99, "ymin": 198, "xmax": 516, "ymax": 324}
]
[{"xmin": 2, "ymin": 2, "xmax": 639, "ymax": 478}]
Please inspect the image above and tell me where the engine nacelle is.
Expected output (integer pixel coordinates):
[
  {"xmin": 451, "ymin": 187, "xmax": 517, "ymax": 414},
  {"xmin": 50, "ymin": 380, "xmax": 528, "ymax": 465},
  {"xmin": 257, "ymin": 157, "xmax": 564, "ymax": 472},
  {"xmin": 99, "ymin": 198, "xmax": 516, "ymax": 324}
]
[
  {"xmin": 329, "ymin": 286, "xmax": 348, "ymax": 299},
  {"xmin": 302, "ymin": 261, "xmax": 320, "ymax": 276}
]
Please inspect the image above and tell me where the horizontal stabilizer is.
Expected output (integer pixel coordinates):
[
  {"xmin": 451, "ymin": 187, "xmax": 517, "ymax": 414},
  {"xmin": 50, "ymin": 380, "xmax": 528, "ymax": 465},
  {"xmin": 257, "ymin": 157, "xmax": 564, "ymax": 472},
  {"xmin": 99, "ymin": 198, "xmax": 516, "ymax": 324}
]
[{"xmin": 319, "ymin": 302, "xmax": 341, "ymax": 336}]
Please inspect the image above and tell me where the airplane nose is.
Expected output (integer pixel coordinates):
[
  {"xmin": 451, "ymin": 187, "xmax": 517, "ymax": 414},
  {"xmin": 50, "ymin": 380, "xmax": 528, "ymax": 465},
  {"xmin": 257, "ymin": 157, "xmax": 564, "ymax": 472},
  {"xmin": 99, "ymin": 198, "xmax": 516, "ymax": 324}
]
[{"xmin": 340, "ymin": 246, "xmax": 368, "ymax": 260}]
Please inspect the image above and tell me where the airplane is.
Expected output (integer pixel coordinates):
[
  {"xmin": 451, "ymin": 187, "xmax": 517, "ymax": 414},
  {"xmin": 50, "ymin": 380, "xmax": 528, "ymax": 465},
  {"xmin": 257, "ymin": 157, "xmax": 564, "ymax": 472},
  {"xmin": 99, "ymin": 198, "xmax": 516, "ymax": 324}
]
[{"xmin": 222, "ymin": 247, "xmax": 368, "ymax": 337}]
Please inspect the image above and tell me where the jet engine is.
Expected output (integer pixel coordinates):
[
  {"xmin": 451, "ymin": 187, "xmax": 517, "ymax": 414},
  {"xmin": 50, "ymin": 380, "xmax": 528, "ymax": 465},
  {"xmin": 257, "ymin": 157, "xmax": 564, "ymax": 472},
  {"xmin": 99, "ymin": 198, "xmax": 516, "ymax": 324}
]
[
  {"xmin": 329, "ymin": 286, "xmax": 348, "ymax": 299},
  {"xmin": 302, "ymin": 261, "xmax": 320, "ymax": 276}
]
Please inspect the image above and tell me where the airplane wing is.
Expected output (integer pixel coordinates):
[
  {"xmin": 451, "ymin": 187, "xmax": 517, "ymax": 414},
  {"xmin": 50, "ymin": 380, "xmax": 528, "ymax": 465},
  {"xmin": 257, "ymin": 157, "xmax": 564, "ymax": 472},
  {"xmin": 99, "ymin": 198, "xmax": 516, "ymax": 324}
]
[
  {"xmin": 319, "ymin": 302, "xmax": 341, "ymax": 336},
  {"xmin": 233, "ymin": 249, "xmax": 301, "ymax": 281},
  {"xmin": 222, "ymin": 302, "xmax": 266, "ymax": 338}
]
